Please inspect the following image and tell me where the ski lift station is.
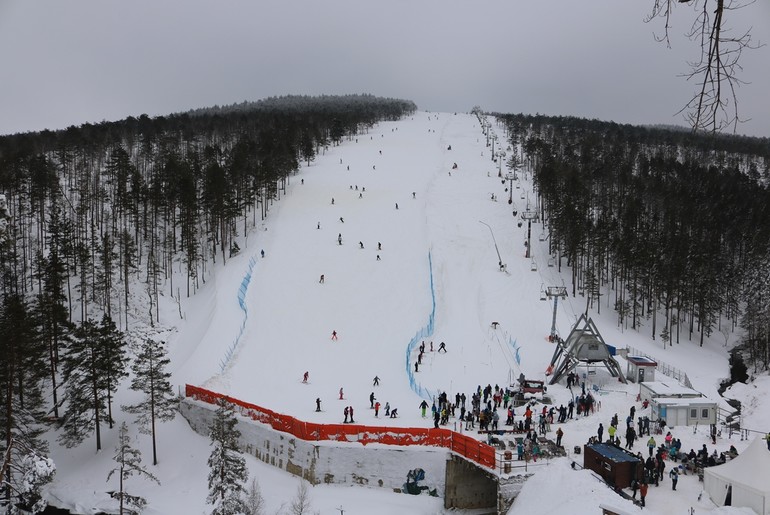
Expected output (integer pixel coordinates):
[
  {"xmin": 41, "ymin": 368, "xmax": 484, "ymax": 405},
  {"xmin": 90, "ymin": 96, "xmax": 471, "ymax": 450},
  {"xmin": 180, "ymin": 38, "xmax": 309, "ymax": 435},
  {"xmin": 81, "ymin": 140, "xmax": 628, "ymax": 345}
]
[{"xmin": 639, "ymin": 380, "xmax": 717, "ymax": 427}]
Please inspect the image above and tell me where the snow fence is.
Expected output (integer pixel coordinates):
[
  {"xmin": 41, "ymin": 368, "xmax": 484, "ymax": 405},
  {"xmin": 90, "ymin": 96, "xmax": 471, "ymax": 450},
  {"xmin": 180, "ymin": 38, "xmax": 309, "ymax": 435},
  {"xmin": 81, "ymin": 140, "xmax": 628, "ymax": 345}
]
[
  {"xmin": 405, "ymin": 252, "xmax": 437, "ymax": 401},
  {"xmin": 219, "ymin": 255, "xmax": 258, "ymax": 373},
  {"xmin": 185, "ymin": 384, "xmax": 496, "ymax": 470}
]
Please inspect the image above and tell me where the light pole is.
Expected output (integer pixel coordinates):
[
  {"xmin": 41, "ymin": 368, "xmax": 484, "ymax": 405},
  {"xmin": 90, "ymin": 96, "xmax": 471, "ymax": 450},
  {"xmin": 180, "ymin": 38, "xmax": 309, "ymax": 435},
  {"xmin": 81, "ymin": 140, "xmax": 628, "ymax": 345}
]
[
  {"xmin": 544, "ymin": 286, "xmax": 568, "ymax": 340},
  {"xmin": 479, "ymin": 221, "xmax": 504, "ymax": 270}
]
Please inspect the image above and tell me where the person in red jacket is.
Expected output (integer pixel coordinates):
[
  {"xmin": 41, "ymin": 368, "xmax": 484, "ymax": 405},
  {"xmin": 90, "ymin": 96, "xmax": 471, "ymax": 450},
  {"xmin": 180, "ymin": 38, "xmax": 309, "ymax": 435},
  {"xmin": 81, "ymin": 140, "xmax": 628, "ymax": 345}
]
[
  {"xmin": 374, "ymin": 401, "xmax": 381, "ymax": 417},
  {"xmin": 639, "ymin": 481, "xmax": 648, "ymax": 507}
]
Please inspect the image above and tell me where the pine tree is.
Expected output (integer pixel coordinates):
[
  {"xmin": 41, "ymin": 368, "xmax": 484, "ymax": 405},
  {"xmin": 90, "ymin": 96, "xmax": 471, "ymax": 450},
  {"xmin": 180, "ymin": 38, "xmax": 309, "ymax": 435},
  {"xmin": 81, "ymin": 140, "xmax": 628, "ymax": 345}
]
[
  {"xmin": 107, "ymin": 422, "xmax": 160, "ymax": 515},
  {"xmin": 123, "ymin": 338, "xmax": 177, "ymax": 465},
  {"xmin": 207, "ymin": 399, "xmax": 248, "ymax": 515},
  {"xmin": 59, "ymin": 317, "xmax": 128, "ymax": 450},
  {"xmin": 98, "ymin": 315, "xmax": 129, "ymax": 429},
  {"xmin": 0, "ymin": 293, "xmax": 52, "ymax": 511}
]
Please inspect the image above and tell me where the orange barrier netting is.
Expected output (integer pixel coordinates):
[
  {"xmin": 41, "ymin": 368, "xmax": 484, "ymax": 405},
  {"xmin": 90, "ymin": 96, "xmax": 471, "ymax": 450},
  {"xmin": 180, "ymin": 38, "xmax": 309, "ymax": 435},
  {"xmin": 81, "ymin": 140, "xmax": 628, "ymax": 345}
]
[{"xmin": 186, "ymin": 384, "xmax": 495, "ymax": 469}]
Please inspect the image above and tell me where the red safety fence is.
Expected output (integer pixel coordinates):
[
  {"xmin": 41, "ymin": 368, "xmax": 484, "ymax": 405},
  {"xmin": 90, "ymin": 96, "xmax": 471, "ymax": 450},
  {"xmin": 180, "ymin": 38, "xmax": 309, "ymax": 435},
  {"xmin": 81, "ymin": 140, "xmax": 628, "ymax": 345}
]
[{"xmin": 186, "ymin": 384, "xmax": 495, "ymax": 469}]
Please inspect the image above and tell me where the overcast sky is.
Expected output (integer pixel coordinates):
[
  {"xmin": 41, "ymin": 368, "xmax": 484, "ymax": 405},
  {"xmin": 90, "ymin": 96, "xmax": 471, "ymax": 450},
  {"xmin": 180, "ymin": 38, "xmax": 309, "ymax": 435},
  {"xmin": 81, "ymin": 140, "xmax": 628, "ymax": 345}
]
[{"xmin": 1, "ymin": 0, "xmax": 768, "ymax": 137}]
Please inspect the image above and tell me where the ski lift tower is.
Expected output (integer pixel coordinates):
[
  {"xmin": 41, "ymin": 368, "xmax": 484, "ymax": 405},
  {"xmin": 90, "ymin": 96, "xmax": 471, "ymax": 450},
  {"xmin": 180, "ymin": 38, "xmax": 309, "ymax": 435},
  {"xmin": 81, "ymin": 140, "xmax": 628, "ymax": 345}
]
[
  {"xmin": 544, "ymin": 286, "xmax": 568, "ymax": 341},
  {"xmin": 505, "ymin": 172, "xmax": 516, "ymax": 205},
  {"xmin": 520, "ymin": 209, "xmax": 539, "ymax": 259}
]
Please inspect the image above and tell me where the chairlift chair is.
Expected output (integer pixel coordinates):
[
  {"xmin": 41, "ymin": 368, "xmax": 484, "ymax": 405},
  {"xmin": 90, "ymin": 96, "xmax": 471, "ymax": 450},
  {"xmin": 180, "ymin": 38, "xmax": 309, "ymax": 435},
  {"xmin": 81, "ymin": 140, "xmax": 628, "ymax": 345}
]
[
  {"xmin": 539, "ymin": 232, "xmax": 546, "ymax": 242},
  {"xmin": 530, "ymin": 258, "xmax": 538, "ymax": 271}
]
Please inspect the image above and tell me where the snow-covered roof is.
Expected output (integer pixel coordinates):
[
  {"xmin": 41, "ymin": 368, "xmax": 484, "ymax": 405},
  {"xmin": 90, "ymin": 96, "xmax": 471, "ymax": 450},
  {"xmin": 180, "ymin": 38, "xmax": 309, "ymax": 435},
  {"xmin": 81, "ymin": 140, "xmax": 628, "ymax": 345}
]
[
  {"xmin": 652, "ymin": 398, "xmax": 716, "ymax": 407},
  {"xmin": 640, "ymin": 380, "xmax": 702, "ymax": 398},
  {"xmin": 627, "ymin": 356, "xmax": 657, "ymax": 366}
]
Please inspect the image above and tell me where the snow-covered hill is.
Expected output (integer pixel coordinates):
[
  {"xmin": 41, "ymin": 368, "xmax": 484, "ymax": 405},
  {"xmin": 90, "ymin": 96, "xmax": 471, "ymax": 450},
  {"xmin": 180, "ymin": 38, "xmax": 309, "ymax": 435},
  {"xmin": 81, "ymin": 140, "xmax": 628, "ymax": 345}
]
[{"xmin": 43, "ymin": 112, "xmax": 769, "ymax": 515}]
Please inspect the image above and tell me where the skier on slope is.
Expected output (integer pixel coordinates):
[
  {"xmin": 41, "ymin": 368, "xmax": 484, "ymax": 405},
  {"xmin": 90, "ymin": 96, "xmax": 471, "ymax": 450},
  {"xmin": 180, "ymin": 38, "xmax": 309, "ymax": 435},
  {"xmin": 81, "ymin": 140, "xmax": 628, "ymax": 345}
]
[
  {"xmin": 369, "ymin": 392, "xmax": 376, "ymax": 409},
  {"xmin": 419, "ymin": 400, "xmax": 429, "ymax": 418},
  {"xmin": 302, "ymin": 371, "xmax": 309, "ymax": 383}
]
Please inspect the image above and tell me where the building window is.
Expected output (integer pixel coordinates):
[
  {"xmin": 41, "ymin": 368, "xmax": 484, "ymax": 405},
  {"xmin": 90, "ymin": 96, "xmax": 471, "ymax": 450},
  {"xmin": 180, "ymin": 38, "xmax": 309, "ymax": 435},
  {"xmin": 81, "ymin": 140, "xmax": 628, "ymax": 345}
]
[
  {"xmin": 690, "ymin": 408, "xmax": 698, "ymax": 419},
  {"xmin": 701, "ymin": 408, "xmax": 710, "ymax": 419}
]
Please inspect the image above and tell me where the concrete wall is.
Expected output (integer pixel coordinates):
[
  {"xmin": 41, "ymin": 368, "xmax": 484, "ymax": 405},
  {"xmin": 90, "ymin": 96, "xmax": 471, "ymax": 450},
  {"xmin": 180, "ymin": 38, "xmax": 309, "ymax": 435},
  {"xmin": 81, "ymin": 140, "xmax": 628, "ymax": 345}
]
[
  {"xmin": 444, "ymin": 454, "xmax": 497, "ymax": 510},
  {"xmin": 181, "ymin": 398, "xmax": 448, "ymax": 495}
]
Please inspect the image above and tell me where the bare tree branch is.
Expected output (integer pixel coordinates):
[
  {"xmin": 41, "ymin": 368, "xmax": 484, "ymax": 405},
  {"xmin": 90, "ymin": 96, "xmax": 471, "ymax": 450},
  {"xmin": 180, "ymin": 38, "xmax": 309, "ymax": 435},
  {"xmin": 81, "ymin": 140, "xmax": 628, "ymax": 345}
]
[{"xmin": 646, "ymin": 0, "xmax": 763, "ymax": 133}]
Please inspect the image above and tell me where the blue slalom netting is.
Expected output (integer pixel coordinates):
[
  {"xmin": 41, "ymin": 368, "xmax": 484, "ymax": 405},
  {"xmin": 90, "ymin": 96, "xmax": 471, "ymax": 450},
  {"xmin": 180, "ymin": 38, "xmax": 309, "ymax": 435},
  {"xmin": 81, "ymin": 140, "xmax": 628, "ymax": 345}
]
[
  {"xmin": 219, "ymin": 255, "xmax": 258, "ymax": 372},
  {"xmin": 508, "ymin": 336, "xmax": 522, "ymax": 366},
  {"xmin": 405, "ymin": 252, "xmax": 437, "ymax": 402}
]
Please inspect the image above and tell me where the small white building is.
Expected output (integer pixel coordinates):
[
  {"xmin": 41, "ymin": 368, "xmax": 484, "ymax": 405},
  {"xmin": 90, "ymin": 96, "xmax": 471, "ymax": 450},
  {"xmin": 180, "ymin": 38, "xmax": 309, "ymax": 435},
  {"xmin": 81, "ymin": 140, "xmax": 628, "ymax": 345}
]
[
  {"xmin": 640, "ymin": 380, "xmax": 717, "ymax": 427},
  {"xmin": 651, "ymin": 398, "xmax": 717, "ymax": 427},
  {"xmin": 626, "ymin": 356, "xmax": 657, "ymax": 383}
]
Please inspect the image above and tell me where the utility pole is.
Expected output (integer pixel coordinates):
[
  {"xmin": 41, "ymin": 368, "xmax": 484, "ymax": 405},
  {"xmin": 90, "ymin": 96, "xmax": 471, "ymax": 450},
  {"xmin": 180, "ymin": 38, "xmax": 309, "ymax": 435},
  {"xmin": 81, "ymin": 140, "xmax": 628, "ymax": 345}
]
[
  {"xmin": 545, "ymin": 286, "xmax": 568, "ymax": 340},
  {"xmin": 479, "ymin": 221, "xmax": 504, "ymax": 270}
]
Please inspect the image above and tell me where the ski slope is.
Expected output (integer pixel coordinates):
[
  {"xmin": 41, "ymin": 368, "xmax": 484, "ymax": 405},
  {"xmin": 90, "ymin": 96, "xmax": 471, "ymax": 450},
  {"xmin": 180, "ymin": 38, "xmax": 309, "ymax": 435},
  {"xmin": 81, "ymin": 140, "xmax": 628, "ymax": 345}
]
[{"xmin": 179, "ymin": 112, "xmax": 573, "ymax": 426}]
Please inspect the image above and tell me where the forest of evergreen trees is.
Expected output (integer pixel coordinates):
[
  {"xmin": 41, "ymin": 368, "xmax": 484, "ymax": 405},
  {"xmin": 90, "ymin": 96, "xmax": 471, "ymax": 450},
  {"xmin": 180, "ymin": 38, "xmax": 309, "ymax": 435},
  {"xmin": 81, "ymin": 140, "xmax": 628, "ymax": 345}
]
[
  {"xmin": 0, "ymin": 94, "xmax": 416, "ymax": 511},
  {"xmin": 494, "ymin": 112, "xmax": 770, "ymax": 373}
]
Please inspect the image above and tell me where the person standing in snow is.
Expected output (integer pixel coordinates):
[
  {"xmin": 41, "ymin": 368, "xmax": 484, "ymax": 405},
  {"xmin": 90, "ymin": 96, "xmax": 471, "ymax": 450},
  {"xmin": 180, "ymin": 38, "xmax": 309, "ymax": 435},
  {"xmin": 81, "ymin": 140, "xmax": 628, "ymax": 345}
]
[
  {"xmin": 556, "ymin": 427, "xmax": 564, "ymax": 447},
  {"xmin": 339, "ymin": 387, "xmax": 344, "ymax": 400},
  {"xmin": 374, "ymin": 401, "xmax": 381, "ymax": 417},
  {"xmin": 316, "ymin": 398, "xmax": 322, "ymax": 412},
  {"xmin": 349, "ymin": 406, "xmax": 355, "ymax": 423},
  {"xmin": 647, "ymin": 436, "xmax": 656, "ymax": 457},
  {"xmin": 369, "ymin": 392, "xmax": 376, "ymax": 409},
  {"xmin": 319, "ymin": 274, "xmax": 325, "ymax": 283},
  {"xmin": 343, "ymin": 406, "xmax": 349, "ymax": 423},
  {"xmin": 384, "ymin": 402, "xmax": 390, "ymax": 417},
  {"xmin": 669, "ymin": 466, "xmax": 679, "ymax": 490},
  {"xmin": 331, "ymin": 330, "xmax": 338, "ymax": 341},
  {"xmin": 626, "ymin": 426, "xmax": 637, "ymax": 449},
  {"xmin": 260, "ymin": 249, "xmax": 265, "ymax": 258},
  {"xmin": 302, "ymin": 371, "xmax": 309, "ymax": 383},
  {"xmin": 639, "ymin": 481, "xmax": 648, "ymax": 507},
  {"xmin": 597, "ymin": 423, "xmax": 604, "ymax": 442}
]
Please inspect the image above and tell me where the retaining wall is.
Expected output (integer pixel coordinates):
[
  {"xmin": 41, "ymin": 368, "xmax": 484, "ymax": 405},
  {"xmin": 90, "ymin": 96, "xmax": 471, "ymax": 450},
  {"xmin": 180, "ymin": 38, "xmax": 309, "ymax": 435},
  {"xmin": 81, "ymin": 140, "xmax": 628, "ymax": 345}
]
[{"xmin": 180, "ymin": 397, "xmax": 449, "ymax": 495}]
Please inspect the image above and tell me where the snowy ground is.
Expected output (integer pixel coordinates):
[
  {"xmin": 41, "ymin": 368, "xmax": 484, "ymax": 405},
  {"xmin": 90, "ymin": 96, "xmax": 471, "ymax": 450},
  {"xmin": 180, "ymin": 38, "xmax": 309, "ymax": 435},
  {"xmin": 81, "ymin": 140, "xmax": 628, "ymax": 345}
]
[{"xmin": 43, "ymin": 112, "xmax": 769, "ymax": 514}]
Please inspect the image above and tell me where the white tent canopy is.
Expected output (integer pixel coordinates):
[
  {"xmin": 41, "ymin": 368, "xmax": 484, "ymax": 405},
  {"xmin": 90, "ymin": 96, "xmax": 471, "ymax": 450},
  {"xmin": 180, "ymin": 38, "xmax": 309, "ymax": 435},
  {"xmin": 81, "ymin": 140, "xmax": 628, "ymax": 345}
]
[{"xmin": 704, "ymin": 437, "xmax": 770, "ymax": 515}]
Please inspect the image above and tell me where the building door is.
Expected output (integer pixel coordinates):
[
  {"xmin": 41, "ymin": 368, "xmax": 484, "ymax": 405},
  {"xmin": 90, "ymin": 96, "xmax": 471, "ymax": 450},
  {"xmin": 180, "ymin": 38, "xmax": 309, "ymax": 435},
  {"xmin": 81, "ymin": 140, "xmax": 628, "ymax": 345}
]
[{"xmin": 638, "ymin": 368, "xmax": 645, "ymax": 383}]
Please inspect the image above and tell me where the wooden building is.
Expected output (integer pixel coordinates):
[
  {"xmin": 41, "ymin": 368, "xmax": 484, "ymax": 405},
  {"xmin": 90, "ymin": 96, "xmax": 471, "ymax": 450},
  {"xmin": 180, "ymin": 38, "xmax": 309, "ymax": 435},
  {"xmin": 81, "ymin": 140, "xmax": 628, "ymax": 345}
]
[{"xmin": 583, "ymin": 443, "xmax": 642, "ymax": 489}]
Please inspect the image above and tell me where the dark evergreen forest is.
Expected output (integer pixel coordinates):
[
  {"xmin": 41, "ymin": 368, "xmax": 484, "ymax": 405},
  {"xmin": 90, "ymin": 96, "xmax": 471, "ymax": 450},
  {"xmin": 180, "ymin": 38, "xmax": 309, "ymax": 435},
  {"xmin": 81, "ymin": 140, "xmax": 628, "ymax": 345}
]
[{"xmin": 495, "ymin": 112, "xmax": 770, "ymax": 372}]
